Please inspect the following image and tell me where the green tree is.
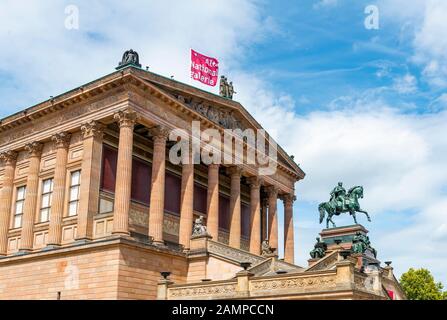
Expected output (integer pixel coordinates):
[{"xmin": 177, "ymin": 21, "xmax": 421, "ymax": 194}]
[{"xmin": 400, "ymin": 268, "xmax": 446, "ymax": 300}]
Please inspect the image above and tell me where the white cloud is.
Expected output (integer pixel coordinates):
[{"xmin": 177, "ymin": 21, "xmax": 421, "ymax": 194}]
[
  {"xmin": 393, "ymin": 73, "xmax": 418, "ymax": 94},
  {"xmin": 379, "ymin": 0, "xmax": 447, "ymax": 88},
  {"xmin": 313, "ymin": 0, "xmax": 338, "ymax": 9}
]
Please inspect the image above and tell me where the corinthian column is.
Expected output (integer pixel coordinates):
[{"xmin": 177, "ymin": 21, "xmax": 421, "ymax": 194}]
[
  {"xmin": 47, "ymin": 132, "xmax": 71, "ymax": 246},
  {"xmin": 76, "ymin": 120, "xmax": 105, "ymax": 241},
  {"xmin": 266, "ymin": 185, "xmax": 279, "ymax": 253},
  {"xmin": 206, "ymin": 164, "xmax": 219, "ymax": 240},
  {"xmin": 178, "ymin": 151, "xmax": 194, "ymax": 249},
  {"xmin": 247, "ymin": 176, "xmax": 262, "ymax": 255},
  {"xmin": 228, "ymin": 166, "xmax": 242, "ymax": 249},
  {"xmin": 261, "ymin": 196, "xmax": 268, "ymax": 241},
  {"xmin": 148, "ymin": 125, "xmax": 169, "ymax": 245},
  {"xmin": 0, "ymin": 151, "xmax": 18, "ymax": 255},
  {"xmin": 20, "ymin": 142, "xmax": 43, "ymax": 251},
  {"xmin": 112, "ymin": 109, "xmax": 138, "ymax": 236},
  {"xmin": 282, "ymin": 194, "xmax": 296, "ymax": 264}
]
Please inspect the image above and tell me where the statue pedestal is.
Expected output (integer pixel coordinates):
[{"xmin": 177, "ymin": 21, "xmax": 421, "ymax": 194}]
[
  {"xmin": 320, "ymin": 224, "xmax": 380, "ymax": 268},
  {"xmin": 320, "ymin": 224, "xmax": 368, "ymax": 251}
]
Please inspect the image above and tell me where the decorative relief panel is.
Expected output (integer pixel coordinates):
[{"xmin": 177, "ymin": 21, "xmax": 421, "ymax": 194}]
[
  {"xmin": 163, "ymin": 214, "xmax": 179, "ymax": 236},
  {"xmin": 34, "ymin": 231, "xmax": 49, "ymax": 248},
  {"xmin": 168, "ymin": 283, "xmax": 237, "ymax": 299},
  {"xmin": 207, "ymin": 240, "xmax": 264, "ymax": 265},
  {"xmin": 129, "ymin": 206, "xmax": 148, "ymax": 227},
  {"xmin": 7, "ymin": 237, "xmax": 21, "ymax": 254},
  {"xmin": 250, "ymin": 275, "xmax": 336, "ymax": 292},
  {"xmin": 62, "ymin": 225, "xmax": 77, "ymax": 243},
  {"xmin": 174, "ymin": 94, "xmax": 246, "ymax": 130}
]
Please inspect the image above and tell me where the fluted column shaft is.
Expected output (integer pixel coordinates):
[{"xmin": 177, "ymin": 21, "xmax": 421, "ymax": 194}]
[
  {"xmin": 148, "ymin": 126, "xmax": 169, "ymax": 245},
  {"xmin": 178, "ymin": 159, "xmax": 194, "ymax": 249},
  {"xmin": 20, "ymin": 142, "xmax": 43, "ymax": 251},
  {"xmin": 283, "ymin": 194, "xmax": 296, "ymax": 264},
  {"xmin": 206, "ymin": 164, "xmax": 219, "ymax": 239},
  {"xmin": 112, "ymin": 109, "xmax": 137, "ymax": 235},
  {"xmin": 261, "ymin": 197, "xmax": 268, "ymax": 241},
  {"xmin": 77, "ymin": 121, "xmax": 104, "ymax": 240},
  {"xmin": 267, "ymin": 186, "xmax": 279, "ymax": 252},
  {"xmin": 248, "ymin": 177, "xmax": 262, "ymax": 255},
  {"xmin": 47, "ymin": 133, "xmax": 71, "ymax": 246},
  {"xmin": 228, "ymin": 166, "xmax": 242, "ymax": 249},
  {"xmin": 0, "ymin": 151, "xmax": 18, "ymax": 255}
]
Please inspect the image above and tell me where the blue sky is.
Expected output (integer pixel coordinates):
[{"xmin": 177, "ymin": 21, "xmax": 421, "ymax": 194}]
[{"xmin": 0, "ymin": 1, "xmax": 446, "ymax": 286}]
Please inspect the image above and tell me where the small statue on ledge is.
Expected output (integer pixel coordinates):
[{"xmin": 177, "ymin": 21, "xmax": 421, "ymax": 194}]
[
  {"xmin": 261, "ymin": 239, "xmax": 276, "ymax": 256},
  {"xmin": 192, "ymin": 215, "xmax": 209, "ymax": 237},
  {"xmin": 351, "ymin": 232, "xmax": 377, "ymax": 258},
  {"xmin": 310, "ymin": 237, "xmax": 327, "ymax": 259}
]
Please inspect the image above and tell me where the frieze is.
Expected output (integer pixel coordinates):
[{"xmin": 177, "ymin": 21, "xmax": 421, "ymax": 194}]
[
  {"xmin": 250, "ymin": 275, "xmax": 336, "ymax": 292},
  {"xmin": 0, "ymin": 91, "xmax": 126, "ymax": 146},
  {"xmin": 306, "ymin": 251, "xmax": 338, "ymax": 271},
  {"xmin": 207, "ymin": 240, "xmax": 264, "ymax": 265},
  {"xmin": 168, "ymin": 283, "xmax": 237, "ymax": 298},
  {"xmin": 174, "ymin": 94, "xmax": 246, "ymax": 130}
]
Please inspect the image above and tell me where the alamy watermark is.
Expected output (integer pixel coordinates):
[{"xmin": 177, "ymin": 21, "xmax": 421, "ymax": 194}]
[
  {"xmin": 364, "ymin": 5, "xmax": 380, "ymax": 30},
  {"xmin": 64, "ymin": 5, "xmax": 79, "ymax": 30}
]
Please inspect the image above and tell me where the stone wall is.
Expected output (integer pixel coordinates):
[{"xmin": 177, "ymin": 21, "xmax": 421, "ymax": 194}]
[{"xmin": 0, "ymin": 239, "xmax": 188, "ymax": 300}]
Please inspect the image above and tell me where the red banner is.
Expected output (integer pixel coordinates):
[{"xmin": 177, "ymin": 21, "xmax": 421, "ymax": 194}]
[{"xmin": 190, "ymin": 49, "xmax": 219, "ymax": 86}]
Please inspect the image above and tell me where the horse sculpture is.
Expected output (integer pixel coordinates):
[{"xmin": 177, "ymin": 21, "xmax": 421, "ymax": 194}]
[{"xmin": 318, "ymin": 185, "xmax": 371, "ymax": 229}]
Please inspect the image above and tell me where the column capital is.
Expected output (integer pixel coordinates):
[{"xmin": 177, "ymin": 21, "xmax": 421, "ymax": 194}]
[
  {"xmin": 149, "ymin": 125, "xmax": 170, "ymax": 142},
  {"xmin": 208, "ymin": 163, "xmax": 220, "ymax": 170},
  {"xmin": 81, "ymin": 120, "xmax": 105, "ymax": 139},
  {"xmin": 226, "ymin": 166, "xmax": 242, "ymax": 177},
  {"xmin": 247, "ymin": 176, "xmax": 264, "ymax": 189},
  {"xmin": 0, "ymin": 150, "xmax": 18, "ymax": 165},
  {"xmin": 114, "ymin": 108, "xmax": 138, "ymax": 128},
  {"xmin": 265, "ymin": 185, "xmax": 279, "ymax": 198},
  {"xmin": 25, "ymin": 142, "xmax": 43, "ymax": 158},
  {"xmin": 51, "ymin": 132, "xmax": 72, "ymax": 149},
  {"xmin": 280, "ymin": 193, "xmax": 296, "ymax": 205}
]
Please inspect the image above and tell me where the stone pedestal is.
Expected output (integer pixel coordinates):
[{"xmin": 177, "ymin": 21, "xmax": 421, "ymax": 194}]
[
  {"xmin": 319, "ymin": 224, "xmax": 380, "ymax": 268},
  {"xmin": 320, "ymin": 224, "xmax": 368, "ymax": 250}
]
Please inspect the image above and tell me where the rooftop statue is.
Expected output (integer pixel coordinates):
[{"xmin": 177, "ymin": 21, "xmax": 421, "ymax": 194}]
[
  {"xmin": 219, "ymin": 76, "xmax": 235, "ymax": 99},
  {"xmin": 117, "ymin": 49, "xmax": 142, "ymax": 69},
  {"xmin": 318, "ymin": 182, "xmax": 371, "ymax": 229}
]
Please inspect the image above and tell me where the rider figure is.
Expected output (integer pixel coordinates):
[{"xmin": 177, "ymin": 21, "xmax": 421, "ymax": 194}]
[{"xmin": 330, "ymin": 182, "xmax": 346, "ymax": 210}]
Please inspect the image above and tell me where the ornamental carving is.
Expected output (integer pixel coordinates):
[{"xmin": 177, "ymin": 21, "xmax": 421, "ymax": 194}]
[
  {"xmin": 51, "ymin": 132, "xmax": 72, "ymax": 149},
  {"xmin": 265, "ymin": 185, "xmax": 279, "ymax": 198},
  {"xmin": 207, "ymin": 240, "xmax": 264, "ymax": 265},
  {"xmin": 174, "ymin": 94, "xmax": 245, "ymax": 130},
  {"xmin": 114, "ymin": 108, "xmax": 138, "ymax": 128},
  {"xmin": 280, "ymin": 193, "xmax": 296, "ymax": 206},
  {"xmin": 250, "ymin": 275, "xmax": 336, "ymax": 291},
  {"xmin": 307, "ymin": 251, "xmax": 337, "ymax": 271},
  {"xmin": 148, "ymin": 125, "xmax": 170, "ymax": 142},
  {"xmin": 24, "ymin": 142, "xmax": 44, "ymax": 157},
  {"xmin": 0, "ymin": 150, "xmax": 18, "ymax": 165},
  {"xmin": 81, "ymin": 120, "xmax": 105, "ymax": 139},
  {"xmin": 169, "ymin": 283, "xmax": 237, "ymax": 298}
]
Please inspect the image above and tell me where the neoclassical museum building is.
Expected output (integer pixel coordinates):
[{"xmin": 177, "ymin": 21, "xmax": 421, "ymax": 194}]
[{"xmin": 0, "ymin": 51, "xmax": 405, "ymax": 300}]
